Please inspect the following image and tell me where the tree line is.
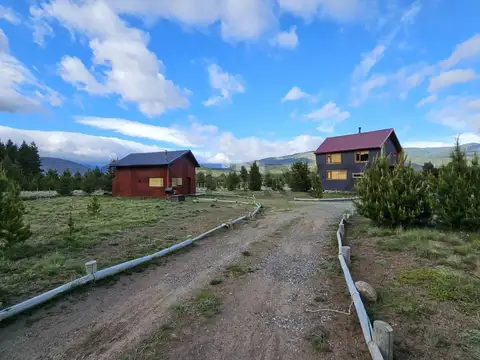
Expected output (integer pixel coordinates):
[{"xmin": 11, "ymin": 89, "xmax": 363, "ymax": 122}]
[
  {"xmin": 0, "ymin": 139, "xmax": 115, "ymax": 194},
  {"xmin": 356, "ymin": 139, "xmax": 480, "ymax": 231},
  {"xmin": 197, "ymin": 160, "xmax": 323, "ymax": 197}
]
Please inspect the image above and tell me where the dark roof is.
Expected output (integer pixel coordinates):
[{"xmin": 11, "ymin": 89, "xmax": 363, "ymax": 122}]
[
  {"xmin": 314, "ymin": 128, "xmax": 400, "ymax": 154},
  {"xmin": 112, "ymin": 150, "xmax": 200, "ymax": 168}
]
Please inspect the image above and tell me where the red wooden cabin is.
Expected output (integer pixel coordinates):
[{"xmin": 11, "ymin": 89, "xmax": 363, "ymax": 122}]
[{"xmin": 111, "ymin": 150, "xmax": 200, "ymax": 198}]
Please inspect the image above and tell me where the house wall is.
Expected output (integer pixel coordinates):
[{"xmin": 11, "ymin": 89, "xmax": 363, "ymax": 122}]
[
  {"xmin": 317, "ymin": 150, "xmax": 378, "ymax": 191},
  {"xmin": 112, "ymin": 156, "xmax": 197, "ymax": 198}
]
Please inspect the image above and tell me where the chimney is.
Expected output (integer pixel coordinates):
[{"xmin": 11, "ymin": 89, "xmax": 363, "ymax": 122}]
[
  {"xmin": 358, "ymin": 127, "xmax": 362, "ymax": 134},
  {"xmin": 165, "ymin": 150, "xmax": 168, "ymax": 162}
]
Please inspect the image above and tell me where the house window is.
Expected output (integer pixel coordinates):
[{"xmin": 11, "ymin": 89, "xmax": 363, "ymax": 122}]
[
  {"xmin": 148, "ymin": 178, "xmax": 164, "ymax": 187},
  {"xmin": 326, "ymin": 170, "xmax": 347, "ymax": 180},
  {"xmin": 352, "ymin": 173, "xmax": 364, "ymax": 179},
  {"xmin": 355, "ymin": 151, "xmax": 369, "ymax": 163},
  {"xmin": 326, "ymin": 153, "xmax": 342, "ymax": 164},
  {"xmin": 172, "ymin": 178, "xmax": 183, "ymax": 187}
]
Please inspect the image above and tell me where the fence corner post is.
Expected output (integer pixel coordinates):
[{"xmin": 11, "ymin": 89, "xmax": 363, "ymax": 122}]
[
  {"xmin": 85, "ymin": 260, "xmax": 97, "ymax": 275},
  {"xmin": 373, "ymin": 320, "xmax": 393, "ymax": 360},
  {"xmin": 341, "ymin": 246, "xmax": 351, "ymax": 266}
]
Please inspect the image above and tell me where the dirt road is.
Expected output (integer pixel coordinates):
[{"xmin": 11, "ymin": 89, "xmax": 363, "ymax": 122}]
[{"xmin": 0, "ymin": 202, "xmax": 359, "ymax": 360}]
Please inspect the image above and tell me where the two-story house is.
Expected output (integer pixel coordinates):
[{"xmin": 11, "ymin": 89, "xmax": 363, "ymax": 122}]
[{"xmin": 314, "ymin": 128, "xmax": 403, "ymax": 191}]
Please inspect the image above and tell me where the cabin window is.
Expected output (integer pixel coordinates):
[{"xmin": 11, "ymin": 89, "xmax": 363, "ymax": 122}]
[
  {"xmin": 355, "ymin": 151, "xmax": 369, "ymax": 163},
  {"xmin": 326, "ymin": 153, "xmax": 342, "ymax": 164},
  {"xmin": 352, "ymin": 173, "xmax": 364, "ymax": 179},
  {"xmin": 326, "ymin": 170, "xmax": 347, "ymax": 180},
  {"xmin": 172, "ymin": 178, "xmax": 183, "ymax": 187},
  {"xmin": 148, "ymin": 178, "xmax": 164, "ymax": 187}
]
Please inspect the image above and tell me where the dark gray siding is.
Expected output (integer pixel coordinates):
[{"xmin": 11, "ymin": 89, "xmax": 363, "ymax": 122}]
[
  {"xmin": 383, "ymin": 137, "xmax": 399, "ymax": 164},
  {"xmin": 316, "ymin": 148, "xmax": 381, "ymax": 191}
]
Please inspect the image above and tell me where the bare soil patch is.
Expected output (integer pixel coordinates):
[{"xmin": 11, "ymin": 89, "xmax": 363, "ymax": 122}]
[{"xmin": 344, "ymin": 216, "xmax": 480, "ymax": 360}]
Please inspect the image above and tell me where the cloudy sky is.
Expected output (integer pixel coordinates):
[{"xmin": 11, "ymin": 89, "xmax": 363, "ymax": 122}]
[{"xmin": 0, "ymin": 0, "xmax": 479, "ymax": 164}]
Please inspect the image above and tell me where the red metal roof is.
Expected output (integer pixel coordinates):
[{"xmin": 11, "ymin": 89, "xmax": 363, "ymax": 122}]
[{"xmin": 314, "ymin": 128, "xmax": 395, "ymax": 154}]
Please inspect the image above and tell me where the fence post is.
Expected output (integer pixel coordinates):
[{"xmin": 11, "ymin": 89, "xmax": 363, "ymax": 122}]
[
  {"xmin": 339, "ymin": 223, "xmax": 345, "ymax": 236},
  {"xmin": 373, "ymin": 320, "xmax": 393, "ymax": 360},
  {"xmin": 85, "ymin": 260, "xmax": 97, "ymax": 275},
  {"xmin": 341, "ymin": 246, "xmax": 351, "ymax": 266}
]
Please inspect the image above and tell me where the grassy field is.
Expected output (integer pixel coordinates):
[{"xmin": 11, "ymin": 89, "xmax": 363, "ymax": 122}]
[
  {"xmin": 347, "ymin": 216, "xmax": 480, "ymax": 359},
  {"xmin": 0, "ymin": 196, "xmax": 252, "ymax": 307}
]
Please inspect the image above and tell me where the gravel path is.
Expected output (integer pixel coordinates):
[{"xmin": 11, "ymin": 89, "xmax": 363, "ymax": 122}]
[{"xmin": 0, "ymin": 202, "xmax": 352, "ymax": 360}]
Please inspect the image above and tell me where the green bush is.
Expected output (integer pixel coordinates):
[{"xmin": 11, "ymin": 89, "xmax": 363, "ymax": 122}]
[
  {"xmin": 0, "ymin": 167, "xmax": 32, "ymax": 252},
  {"xmin": 310, "ymin": 170, "xmax": 323, "ymax": 198},
  {"xmin": 355, "ymin": 154, "xmax": 431, "ymax": 227},
  {"xmin": 431, "ymin": 140, "xmax": 480, "ymax": 230},
  {"xmin": 289, "ymin": 161, "xmax": 311, "ymax": 192}
]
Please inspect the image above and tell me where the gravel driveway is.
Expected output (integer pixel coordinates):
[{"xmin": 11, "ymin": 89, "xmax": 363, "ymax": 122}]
[{"xmin": 0, "ymin": 202, "xmax": 353, "ymax": 360}]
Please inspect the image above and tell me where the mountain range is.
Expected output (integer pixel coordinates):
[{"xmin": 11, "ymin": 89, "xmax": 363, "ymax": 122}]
[{"xmin": 41, "ymin": 143, "xmax": 480, "ymax": 175}]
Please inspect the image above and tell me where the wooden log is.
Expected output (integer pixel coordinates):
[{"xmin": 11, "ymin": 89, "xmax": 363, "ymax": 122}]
[
  {"xmin": 341, "ymin": 246, "xmax": 351, "ymax": 266},
  {"xmin": 373, "ymin": 320, "xmax": 393, "ymax": 360},
  {"xmin": 85, "ymin": 260, "xmax": 97, "ymax": 275}
]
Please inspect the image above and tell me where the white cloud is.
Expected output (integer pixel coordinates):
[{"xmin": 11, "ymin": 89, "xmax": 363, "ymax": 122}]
[
  {"xmin": 0, "ymin": 28, "xmax": 62, "ymax": 113},
  {"xmin": 428, "ymin": 69, "xmax": 477, "ymax": 92},
  {"xmin": 76, "ymin": 117, "xmax": 203, "ymax": 147},
  {"xmin": 0, "ymin": 6, "xmax": 20, "ymax": 24},
  {"xmin": 32, "ymin": 0, "xmax": 189, "ymax": 117},
  {"xmin": 203, "ymin": 64, "xmax": 245, "ymax": 106},
  {"xmin": 416, "ymin": 94, "xmax": 437, "ymax": 107},
  {"xmin": 305, "ymin": 102, "xmax": 350, "ymax": 132},
  {"xmin": 277, "ymin": 0, "xmax": 374, "ymax": 23},
  {"xmin": 404, "ymin": 133, "xmax": 480, "ymax": 148},
  {"xmin": 0, "ymin": 125, "xmax": 164, "ymax": 163},
  {"xmin": 440, "ymin": 33, "xmax": 480, "ymax": 69},
  {"xmin": 270, "ymin": 26, "xmax": 298, "ymax": 49},
  {"xmin": 215, "ymin": 132, "xmax": 323, "ymax": 162},
  {"xmin": 350, "ymin": 1, "xmax": 422, "ymax": 105},
  {"xmin": 57, "ymin": 56, "xmax": 107, "ymax": 94},
  {"xmin": 281, "ymin": 86, "xmax": 315, "ymax": 102},
  {"xmin": 427, "ymin": 96, "xmax": 480, "ymax": 131}
]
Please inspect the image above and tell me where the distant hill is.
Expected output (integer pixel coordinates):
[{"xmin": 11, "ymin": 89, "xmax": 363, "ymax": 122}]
[
  {"xmin": 40, "ymin": 157, "xmax": 91, "ymax": 175},
  {"xmin": 199, "ymin": 143, "xmax": 480, "ymax": 174}
]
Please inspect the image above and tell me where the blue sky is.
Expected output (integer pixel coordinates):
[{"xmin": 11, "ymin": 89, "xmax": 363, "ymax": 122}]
[{"xmin": 0, "ymin": 0, "xmax": 479, "ymax": 164}]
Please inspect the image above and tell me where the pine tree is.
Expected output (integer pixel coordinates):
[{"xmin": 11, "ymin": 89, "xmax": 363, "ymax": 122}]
[
  {"xmin": 197, "ymin": 171, "xmax": 206, "ymax": 188},
  {"xmin": 41, "ymin": 169, "xmax": 60, "ymax": 190},
  {"xmin": 205, "ymin": 174, "xmax": 217, "ymax": 191},
  {"xmin": 216, "ymin": 173, "xmax": 227, "ymax": 189},
  {"xmin": 103, "ymin": 160, "xmax": 117, "ymax": 192},
  {"xmin": 248, "ymin": 162, "xmax": 262, "ymax": 191},
  {"xmin": 289, "ymin": 161, "xmax": 312, "ymax": 192},
  {"xmin": 87, "ymin": 196, "xmax": 101, "ymax": 216},
  {"xmin": 310, "ymin": 170, "xmax": 323, "ymax": 198},
  {"xmin": 0, "ymin": 167, "xmax": 32, "ymax": 252},
  {"xmin": 82, "ymin": 170, "xmax": 97, "ymax": 194},
  {"xmin": 58, "ymin": 169, "xmax": 73, "ymax": 196},
  {"xmin": 72, "ymin": 171, "xmax": 83, "ymax": 190},
  {"xmin": 226, "ymin": 172, "xmax": 240, "ymax": 191},
  {"xmin": 240, "ymin": 166, "xmax": 249, "ymax": 188},
  {"xmin": 0, "ymin": 140, "xmax": 5, "ymax": 160},
  {"xmin": 355, "ymin": 154, "xmax": 431, "ymax": 227},
  {"xmin": 264, "ymin": 171, "xmax": 274, "ymax": 188},
  {"xmin": 431, "ymin": 138, "xmax": 480, "ymax": 230},
  {"xmin": 5, "ymin": 140, "xmax": 17, "ymax": 162}
]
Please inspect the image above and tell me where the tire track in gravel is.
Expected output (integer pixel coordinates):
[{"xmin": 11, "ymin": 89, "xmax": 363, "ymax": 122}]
[{"xmin": 158, "ymin": 202, "xmax": 354, "ymax": 360}]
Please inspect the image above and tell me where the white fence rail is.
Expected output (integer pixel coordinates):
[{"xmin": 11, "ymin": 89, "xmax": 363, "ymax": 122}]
[
  {"xmin": 337, "ymin": 213, "xmax": 393, "ymax": 360},
  {"xmin": 0, "ymin": 203, "xmax": 262, "ymax": 322}
]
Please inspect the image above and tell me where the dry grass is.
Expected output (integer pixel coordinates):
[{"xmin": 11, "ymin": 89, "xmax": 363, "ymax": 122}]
[
  {"xmin": 0, "ymin": 196, "xmax": 252, "ymax": 307},
  {"xmin": 348, "ymin": 216, "xmax": 480, "ymax": 360}
]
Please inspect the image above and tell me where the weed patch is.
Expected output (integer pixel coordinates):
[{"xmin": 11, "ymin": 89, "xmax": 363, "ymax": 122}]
[
  {"xmin": 460, "ymin": 328, "xmax": 480, "ymax": 359},
  {"xmin": 305, "ymin": 327, "xmax": 331, "ymax": 353},
  {"xmin": 194, "ymin": 291, "xmax": 221, "ymax": 318},
  {"xmin": 209, "ymin": 278, "xmax": 223, "ymax": 286},
  {"xmin": 398, "ymin": 268, "xmax": 480, "ymax": 304},
  {"xmin": 225, "ymin": 263, "xmax": 250, "ymax": 277}
]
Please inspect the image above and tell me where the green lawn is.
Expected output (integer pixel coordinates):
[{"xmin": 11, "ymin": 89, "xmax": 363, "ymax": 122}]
[{"xmin": 0, "ymin": 196, "xmax": 252, "ymax": 307}]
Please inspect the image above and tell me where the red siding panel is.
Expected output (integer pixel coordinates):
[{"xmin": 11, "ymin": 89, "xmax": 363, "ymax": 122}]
[{"xmin": 112, "ymin": 154, "xmax": 197, "ymax": 198}]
